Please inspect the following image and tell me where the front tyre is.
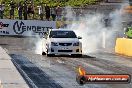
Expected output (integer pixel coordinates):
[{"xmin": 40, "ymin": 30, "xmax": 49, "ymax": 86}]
[
  {"xmin": 42, "ymin": 52, "xmax": 46, "ymax": 55},
  {"xmin": 46, "ymin": 49, "xmax": 55, "ymax": 57},
  {"xmin": 47, "ymin": 54, "xmax": 55, "ymax": 57},
  {"xmin": 71, "ymin": 54, "xmax": 82, "ymax": 57}
]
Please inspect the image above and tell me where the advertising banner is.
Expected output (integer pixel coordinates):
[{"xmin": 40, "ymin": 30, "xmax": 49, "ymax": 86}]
[{"xmin": 0, "ymin": 19, "xmax": 56, "ymax": 37}]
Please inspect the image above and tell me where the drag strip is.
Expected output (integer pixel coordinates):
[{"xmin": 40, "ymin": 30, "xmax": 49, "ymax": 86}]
[
  {"xmin": 9, "ymin": 51, "xmax": 132, "ymax": 88},
  {"xmin": 10, "ymin": 54, "xmax": 63, "ymax": 88},
  {"xmin": 1, "ymin": 37, "xmax": 132, "ymax": 88},
  {"xmin": 9, "ymin": 51, "xmax": 111, "ymax": 88}
]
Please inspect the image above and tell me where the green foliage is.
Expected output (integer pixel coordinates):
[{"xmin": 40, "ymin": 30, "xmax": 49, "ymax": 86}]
[
  {"xmin": 1, "ymin": 0, "xmax": 98, "ymax": 6},
  {"xmin": 0, "ymin": 0, "xmax": 99, "ymax": 19}
]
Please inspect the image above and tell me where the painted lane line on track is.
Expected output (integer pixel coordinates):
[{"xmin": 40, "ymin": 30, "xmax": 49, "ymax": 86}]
[
  {"xmin": 73, "ymin": 57, "xmax": 131, "ymax": 74},
  {"xmin": 88, "ymin": 51, "xmax": 132, "ymax": 68},
  {"xmin": 73, "ymin": 58, "xmax": 113, "ymax": 73},
  {"xmin": 57, "ymin": 57, "xmax": 114, "ymax": 73}
]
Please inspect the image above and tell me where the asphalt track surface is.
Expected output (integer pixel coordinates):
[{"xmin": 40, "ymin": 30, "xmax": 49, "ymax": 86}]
[{"xmin": 0, "ymin": 37, "xmax": 132, "ymax": 88}]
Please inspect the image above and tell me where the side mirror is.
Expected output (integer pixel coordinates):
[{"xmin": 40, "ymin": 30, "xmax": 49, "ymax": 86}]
[{"xmin": 78, "ymin": 36, "xmax": 82, "ymax": 39}]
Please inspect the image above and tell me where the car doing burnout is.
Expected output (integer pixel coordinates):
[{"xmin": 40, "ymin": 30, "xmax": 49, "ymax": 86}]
[{"xmin": 42, "ymin": 29, "xmax": 82, "ymax": 56}]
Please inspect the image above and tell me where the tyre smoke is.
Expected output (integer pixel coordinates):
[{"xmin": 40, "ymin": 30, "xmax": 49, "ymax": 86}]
[
  {"xmin": 64, "ymin": 3, "xmax": 128, "ymax": 54},
  {"xmin": 34, "ymin": 3, "xmax": 129, "ymax": 55}
]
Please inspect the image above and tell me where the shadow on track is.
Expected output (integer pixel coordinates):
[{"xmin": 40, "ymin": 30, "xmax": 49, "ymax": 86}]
[{"xmin": 44, "ymin": 54, "xmax": 95, "ymax": 58}]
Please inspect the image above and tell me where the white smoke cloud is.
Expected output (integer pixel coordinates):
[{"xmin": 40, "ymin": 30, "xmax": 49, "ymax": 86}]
[
  {"xmin": 72, "ymin": 14, "xmax": 106, "ymax": 53},
  {"xmin": 64, "ymin": 3, "xmax": 129, "ymax": 54},
  {"xmin": 25, "ymin": 31, "xmax": 43, "ymax": 55},
  {"xmin": 34, "ymin": 38, "xmax": 43, "ymax": 55},
  {"xmin": 64, "ymin": 6, "xmax": 74, "ymax": 21},
  {"xmin": 33, "ymin": 2, "xmax": 129, "ymax": 55}
]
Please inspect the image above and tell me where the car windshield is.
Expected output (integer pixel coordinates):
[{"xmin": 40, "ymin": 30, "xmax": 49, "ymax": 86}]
[{"xmin": 49, "ymin": 31, "xmax": 77, "ymax": 38}]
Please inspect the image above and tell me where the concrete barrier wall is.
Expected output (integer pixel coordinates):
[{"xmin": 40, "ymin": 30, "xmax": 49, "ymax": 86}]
[
  {"xmin": 0, "ymin": 46, "xmax": 29, "ymax": 88},
  {"xmin": 115, "ymin": 38, "xmax": 132, "ymax": 56}
]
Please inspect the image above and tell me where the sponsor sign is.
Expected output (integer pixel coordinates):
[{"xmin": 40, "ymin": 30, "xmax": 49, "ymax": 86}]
[
  {"xmin": 0, "ymin": 19, "xmax": 56, "ymax": 37},
  {"xmin": 0, "ymin": 21, "xmax": 10, "ymax": 35}
]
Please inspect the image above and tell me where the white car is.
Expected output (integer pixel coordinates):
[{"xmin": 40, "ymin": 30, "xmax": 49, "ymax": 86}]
[{"xmin": 42, "ymin": 29, "xmax": 82, "ymax": 57}]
